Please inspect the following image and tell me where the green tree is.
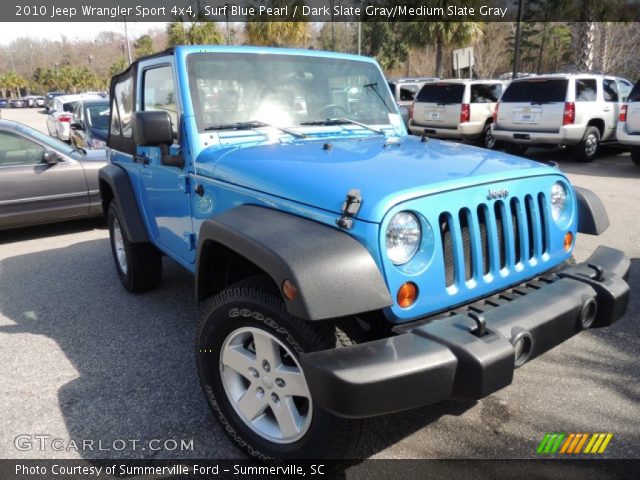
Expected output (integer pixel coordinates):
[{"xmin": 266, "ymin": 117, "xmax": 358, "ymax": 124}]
[
  {"xmin": 134, "ymin": 34, "xmax": 155, "ymax": 58},
  {"xmin": 361, "ymin": 22, "xmax": 410, "ymax": 71},
  {"xmin": 167, "ymin": 22, "xmax": 223, "ymax": 46},
  {"xmin": 244, "ymin": 0, "xmax": 309, "ymax": 47},
  {"xmin": 0, "ymin": 71, "xmax": 28, "ymax": 98}
]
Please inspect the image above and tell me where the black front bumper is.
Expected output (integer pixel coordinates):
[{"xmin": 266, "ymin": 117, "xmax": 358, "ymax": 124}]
[{"xmin": 299, "ymin": 246, "xmax": 630, "ymax": 419}]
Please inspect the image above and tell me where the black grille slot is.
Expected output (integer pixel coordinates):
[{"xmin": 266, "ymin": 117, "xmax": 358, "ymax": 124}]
[
  {"xmin": 459, "ymin": 209, "xmax": 473, "ymax": 281},
  {"xmin": 538, "ymin": 193, "xmax": 548, "ymax": 254},
  {"xmin": 525, "ymin": 194, "xmax": 535, "ymax": 260},
  {"xmin": 510, "ymin": 198, "xmax": 522, "ymax": 264},
  {"xmin": 494, "ymin": 201, "xmax": 506, "ymax": 270},
  {"xmin": 439, "ymin": 213, "xmax": 455, "ymax": 287},
  {"xmin": 477, "ymin": 205, "xmax": 490, "ymax": 275}
]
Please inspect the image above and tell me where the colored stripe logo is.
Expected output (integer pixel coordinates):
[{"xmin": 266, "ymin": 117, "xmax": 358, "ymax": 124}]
[{"xmin": 537, "ymin": 433, "xmax": 613, "ymax": 454}]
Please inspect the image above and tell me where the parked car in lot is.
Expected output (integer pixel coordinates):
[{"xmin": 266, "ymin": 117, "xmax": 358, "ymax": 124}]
[
  {"xmin": 0, "ymin": 98, "xmax": 7, "ymax": 108},
  {"xmin": 617, "ymin": 79, "xmax": 640, "ymax": 166},
  {"xmin": 22, "ymin": 95, "xmax": 40, "ymax": 108},
  {"xmin": 388, "ymin": 76, "xmax": 438, "ymax": 126},
  {"xmin": 70, "ymin": 98, "xmax": 110, "ymax": 149},
  {"xmin": 100, "ymin": 46, "xmax": 629, "ymax": 460},
  {"xmin": 10, "ymin": 98, "xmax": 26, "ymax": 108},
  {"xmin": 45, "ymin": 91, "xmax": 65, "ymax": 113},
  {"xmin": 46, "ymin": 93, "xmax": 102, "ymax": 142},
  {"xmin": 0, "ymin": 119, "xmax": 106, "ymax": 230},
  {"xmin": 409, "ymin": 79, "xmax": 507, "ymax": 149},
  {"xmin": 492, "ymin": 74, "xmax": 634, "ymax": 161}
]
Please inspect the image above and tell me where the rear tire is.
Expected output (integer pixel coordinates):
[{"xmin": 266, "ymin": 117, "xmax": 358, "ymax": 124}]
[
  {"xmin": 572, "ymin": 126, "xmax": 600, "ymax": 162},
  {"xmin": 631, "ymin": 147, "xmax": 640, "ymax": 166},
  {"xmin": 478, "ymin": 123, "xmax": 497, "ymax": 150},
  {"xmin": 505, "ymin": 143, "xmax": 528, "ymax": 156},
  {"xmin": 107, "ymin": 202, "xmax": 162, "ymax": 293},
  {"xmin": 196, "ymin": 276, "xmax": 365, "ymax": 460}
]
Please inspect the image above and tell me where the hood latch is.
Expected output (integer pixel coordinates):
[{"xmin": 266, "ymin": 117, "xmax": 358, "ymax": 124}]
[{"xmin": 336, "ymin": 189, "xmax": 362, "ymax": 229}]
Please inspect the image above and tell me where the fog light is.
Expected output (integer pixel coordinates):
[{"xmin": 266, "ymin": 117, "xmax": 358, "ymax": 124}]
[
  {"xmin": 397, "ymin": 282, "xmax": 418, "ymax": 308},
  {"xmin": 282, "ymin": 280, "xmax": 297, "ymax": 300},
  {"xmin": 564, "ymin": 232, "xmax": 573, "ymax": 251}
]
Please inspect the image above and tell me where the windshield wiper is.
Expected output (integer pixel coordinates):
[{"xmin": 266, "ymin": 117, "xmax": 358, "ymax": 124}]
[
  {"xmin": 363, "ymin": 82, "xmax": 393, "ymax": 113},
  {"xmin": 204, "ymin": 120, "xmax": 306, "ymax": 139},
  {"xmin": 299, "ymin": 118, "xmax": 384, "ymax": 135}
]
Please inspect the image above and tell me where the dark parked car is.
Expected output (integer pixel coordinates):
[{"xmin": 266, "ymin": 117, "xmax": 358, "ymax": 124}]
[
  {"xmin": 70, "ymin": 99, "xmax": 110, "ymax": 149},
  {"xmin": 0, "ymin": 119, "xmax": 106, "ymax": 230},
  {"xmin": 0, "ymin": 98, "xmax": 7, "ymax": 108},
  {"xmin": 45, "ymin": 91, "xmax": 65, "ymax": 113}
]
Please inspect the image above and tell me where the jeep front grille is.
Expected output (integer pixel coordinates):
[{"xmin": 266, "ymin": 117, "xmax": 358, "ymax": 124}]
[{"xmin": 439, "ymin": 194, "xmax": 549, "ymax": 288}]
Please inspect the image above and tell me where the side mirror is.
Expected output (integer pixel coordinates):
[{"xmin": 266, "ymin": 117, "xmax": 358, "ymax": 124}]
[
  {"xmin": 42, "ymin": 151, "xmax": 61, "ymax": 165},
  {"xmin": 70, "ymin": 122, "xmax": 82, "ymax": 131},
  {"xmin": 133, "ymin": 111, "xmax": 173, "ymax": 147}
]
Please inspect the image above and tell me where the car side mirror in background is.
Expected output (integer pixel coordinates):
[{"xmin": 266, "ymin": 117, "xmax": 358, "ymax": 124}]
[
  {"xmin": 42, "ymin": 151, "xmax": 61, "ymax": 165},
  {"xmin": 70, "ymin": 122, "xmax": 82, "ymax": 131}
]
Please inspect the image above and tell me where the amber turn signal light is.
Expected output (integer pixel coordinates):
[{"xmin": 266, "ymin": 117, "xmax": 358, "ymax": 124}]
[
  {"xmin": 282, "ymin": 280, "xmax": 298, "ymax": 300},
  {"xmin": 564, "ymin": 232, "xmax": 573, "ymax": 251},
  {"xmin": 397, "ymin": 282, "xmax": 418, "ymax": 308}
]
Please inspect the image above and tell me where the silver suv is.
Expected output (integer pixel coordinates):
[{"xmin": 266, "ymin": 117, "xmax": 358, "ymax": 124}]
[
  {"xmin": 408, "ymin": 79, "xmax": 507, "ymax": 149},
  {"xmin": 616, "ymin": 79, "xmax": 640, "ymax": 166},
  {"xmin": 493, "ymin": 74, "xmax": 633, "ymax": 161}
]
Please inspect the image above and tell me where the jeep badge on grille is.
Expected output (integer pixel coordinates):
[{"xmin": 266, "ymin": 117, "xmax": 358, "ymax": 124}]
[{"xmin": 487, "ymin": 188, "xmax": 509, "ymax": 200}]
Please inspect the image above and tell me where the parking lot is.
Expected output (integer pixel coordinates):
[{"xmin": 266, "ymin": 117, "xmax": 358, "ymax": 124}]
[{"xmin": 1, "ymin": 107, "xmax": 639, "ymax": 461}]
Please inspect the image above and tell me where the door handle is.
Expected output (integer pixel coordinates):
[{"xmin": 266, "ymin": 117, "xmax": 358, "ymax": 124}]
[{"xmin": 603, "ymin": 107, "xmax": 611, "ymax": 112}]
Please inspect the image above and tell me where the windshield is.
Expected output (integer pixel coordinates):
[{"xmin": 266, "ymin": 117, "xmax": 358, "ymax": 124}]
[
  {"xmin": 187, "ymin": 52, "xmax": 395, "ymax": 132},
  {"xmin": 86, "ymin": 103, "xmax": 110, "ymax": 130}
]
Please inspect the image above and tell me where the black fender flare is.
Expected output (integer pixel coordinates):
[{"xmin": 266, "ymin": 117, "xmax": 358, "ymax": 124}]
[
  {"xmin": 574, "ymin": 186, "xmax": 609, "ymax": 235},
  {"xmin": 196, "ymin": 205, "xmax": 393, "ymax": 321},
  {"xmin": 98, "ymin": 163, "xmax": 149, "ymax": 243}
]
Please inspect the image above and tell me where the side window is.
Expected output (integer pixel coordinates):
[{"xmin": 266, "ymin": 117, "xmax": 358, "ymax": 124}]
[
  {"xmin": 72, "ymin": 103, "xmax": 82, "ymax": 124},
  {"xmin": 575, "ymin": 79, "xmax": 597, "ymax": 101},
  {"xmin": 399, "ymin": 85, "xmax": 419, "ymax": 102},
  {"xmin": 143, "ymin": 65, "xmax": 179, "ymax": 137},
  {"xmin": 110, "ymin": 98, "xmax": 121, "ymax": 136},
  {"xmin": 0, "ymin": 131, "xmax": 45, "ymax": 167},
  {"xmin": 618, "ymin": 80, "xmax": 632, "ymax": 103},
  {"xmin": 470, "ymin": 84, "xmax": 501, "ymax": 103},
  {"xmin": 603, "ymin": 79, "xmax": 619, "ymax": 102},
  {"xmin": 114, "ymin": 76, "xmax": 134, "ymax": 137}
]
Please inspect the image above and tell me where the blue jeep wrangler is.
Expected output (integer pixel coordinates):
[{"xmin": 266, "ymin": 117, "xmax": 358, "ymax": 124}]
[{"xmin": 99, "ymin": 46, "xmax": 630, "ymax": 459}]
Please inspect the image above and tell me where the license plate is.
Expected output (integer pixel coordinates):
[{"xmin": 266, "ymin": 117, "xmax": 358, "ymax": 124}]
[
  {"xmin": 427, "ymin": 112, "xmax": 440, "ymax": 121},
  {"xmin": 515, "ymin": 112, "xmax": 538, "ymax": 123}
]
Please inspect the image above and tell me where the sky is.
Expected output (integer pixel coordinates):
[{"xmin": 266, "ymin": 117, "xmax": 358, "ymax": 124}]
[{"xmin": 0, "ymin": 22, "xmax": 168, "ymax": 45}]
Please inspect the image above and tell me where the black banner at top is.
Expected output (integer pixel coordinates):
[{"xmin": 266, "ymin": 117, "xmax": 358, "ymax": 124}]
[{"xmin": 5, "ymin": 0, "xmax": 640, "ymax": 22}]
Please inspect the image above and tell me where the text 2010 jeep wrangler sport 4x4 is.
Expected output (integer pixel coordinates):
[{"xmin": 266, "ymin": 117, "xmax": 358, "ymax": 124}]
[{"xmin": 99, "ymin": 47, "xmax": 630, "ymax": 460}]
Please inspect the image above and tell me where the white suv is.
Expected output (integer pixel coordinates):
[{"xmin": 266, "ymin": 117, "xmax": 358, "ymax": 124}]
[
  {"xmin": 617, "ymin": 79, "xmax": 640, "ymax": 166},
  {"xmin": 408, "ymin": 79, "xmax": 507, "ymax": 149},
  {"xmin": 492, "ymin": 74, "xmax": 633, "ymax": 161}
]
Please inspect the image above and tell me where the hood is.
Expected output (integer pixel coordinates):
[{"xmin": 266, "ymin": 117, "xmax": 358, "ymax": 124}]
[{"xmin": 199, "ymin": 136, "xmax": 557, "ymax": 222}]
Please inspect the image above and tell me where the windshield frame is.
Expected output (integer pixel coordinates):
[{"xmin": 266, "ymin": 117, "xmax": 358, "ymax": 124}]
[{"xmin": 186, "ymin": 51, "xmax": 398, "ymax": 135}]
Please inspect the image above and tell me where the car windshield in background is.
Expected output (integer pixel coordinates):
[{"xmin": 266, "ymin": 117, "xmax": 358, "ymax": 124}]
[
  {"xmin": 628, "ymin": 82, "xmax": 640, "ymax": 102},
  {"xmin": 86, "ymin": 104, "xmax": 110, "ymax": 130},
  {"xmin": 501, "ymin": 79, "xmax": 568, "ymax": 103},
  {"xmin": 187, "ymin": 53, "xmax": 395, "ymax": 131},
  {"xmin": 63, "ymin": 102, "xmax": 77, "ymax": 113},
  {"xmin": 416, "ymin": 83, "xmax": 465, "ymax": 104},
  {"xmin": 399, "ymin": 84, "xmax": 420, "ymax": 102}
]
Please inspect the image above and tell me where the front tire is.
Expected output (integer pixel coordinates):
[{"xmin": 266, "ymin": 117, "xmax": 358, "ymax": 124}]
[
  {"xmin": 631, "ymin": 147, "xmax": 640, "ymax": 166},
  {"xmin": 572, "ymin": 126, "xmax": 600, "ymax": 162},
  {"xmin": 107, "ymin": 202, "xmax": 162, "ymax": 292},
  {"xmin": 196, "ymin": 277, "xmax": 364, "ymax": 460}
]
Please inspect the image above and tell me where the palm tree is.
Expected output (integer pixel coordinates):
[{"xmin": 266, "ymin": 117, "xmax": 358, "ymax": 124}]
[
  {"xmin": 166, "ymin": 21, "xmax": 224, "ymax": 46},
  {"xmin": 244, "ymin": 0, "xmax": 309, "ymax": 47},
  {"xmin": 410, "ymin": 21, "xmax": 482, "ymax": 78}
]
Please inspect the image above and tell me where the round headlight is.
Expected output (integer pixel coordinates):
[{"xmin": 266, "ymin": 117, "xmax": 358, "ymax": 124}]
[
  {"xmin": 386, "ymin": 212, "xmax": 421, "ymax": 265},
  {"xmin": 550, "ymin": 182, "xmax": 568, "ymax": 222}
]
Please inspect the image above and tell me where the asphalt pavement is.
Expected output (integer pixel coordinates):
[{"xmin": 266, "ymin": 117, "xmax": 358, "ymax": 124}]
[{"xmin": 0, "ymin": 108, "xmax": 638, "ymax": 463}]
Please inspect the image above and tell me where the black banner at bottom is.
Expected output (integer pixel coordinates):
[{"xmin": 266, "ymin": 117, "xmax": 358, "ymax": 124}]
[{"xmin": 0, "ymin": 459, "xmax": 638, "ymax": 480}]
